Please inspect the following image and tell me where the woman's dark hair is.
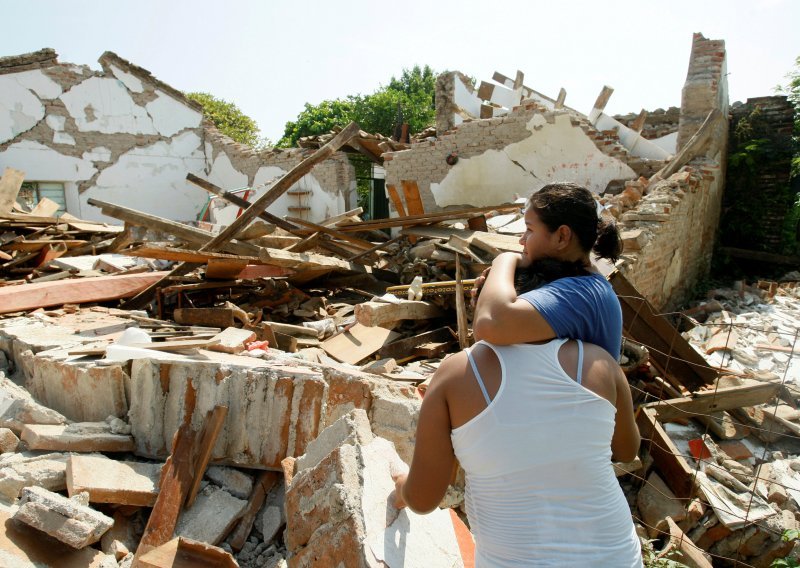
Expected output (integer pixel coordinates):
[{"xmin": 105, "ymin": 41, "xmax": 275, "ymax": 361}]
[
  {"xmin": 527, "ymin": 182, "xmax": 621, "ymax": 262},
  {"xmin": 514, "ymin": 258, "xmax": 589, "ymax": 295}
]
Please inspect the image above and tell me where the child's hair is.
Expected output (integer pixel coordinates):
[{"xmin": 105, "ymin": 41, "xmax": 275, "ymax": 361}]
[
  {"xmin": 527, "ymin": 182, "xmax": 621, "ymax": 262},
  {"xmin": 514, "ymin": 258, "xmax": 589, "ymax": 295}
]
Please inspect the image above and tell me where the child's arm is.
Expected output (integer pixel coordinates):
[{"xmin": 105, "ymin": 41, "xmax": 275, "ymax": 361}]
[{"xmin": 472, "ymin": 252, "xmax": 557, "ymax": 345}]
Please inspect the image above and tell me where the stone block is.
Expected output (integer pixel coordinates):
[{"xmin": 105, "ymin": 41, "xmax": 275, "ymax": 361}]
[
  {"xmin": 295, "ymin": 409, "xmax": 373, "ymax": 473},
  {"xmin": 637, "ymin": 472, "xmax": 687, "ymax": 538},
  {"xmin": 24, "ymin": 352, "xmax": 129, "ymax": 422},
  {"xmin": 207, "ymin": 327, "xmax": 257, "ymax": 354},
  {"xmin": 0, "ymin": 371, "xmax": 68, "ymax": 434},
  {"xmin": 67, "ymin": 454, "xmax": 161, "ymax": 506},
  {"xmin": 14, "ymin": 485, "xmax": 113, "ymax": 548},
  {"xmin": 175, "ymin": 485, "xmax": 247, "ymax": 545},
  {"xmin": 206, "ymin": 465, "xmax": 253, "ymax": 499},
  {"xmin": 0, "ymin": 427, "xmax": 19, "ymax": 453},
  {"xmin": 22, "ymin": 422, "xmax": 135, "ymax": 452},
  {"xmin": 286, "ymin": 427, "xmax": 464, "ymax": 567},
  {"xmin": 0, "ymin": 452, "xmax": 67, "ymax": 501}
]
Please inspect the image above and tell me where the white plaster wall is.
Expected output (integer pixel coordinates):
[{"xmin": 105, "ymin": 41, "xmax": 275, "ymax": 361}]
[
  {"xmin": 591, "ymin": 111, "xmax": 671, "ymax": 160},
  {"xmin": 60, "ymin": 76, "xmax": 157, "ymax": 134},
  {"xmin": 108, "ymin": 64, "xmax": 144, "ymax": 93},
  {"xmin": 0, "ymin": 140, "xmax": 97, "ymax": 182},
  {"xmin": 431, "ymin": 112, "xmax": 637, "ymax": 207},
  {"xmin": 145, "ymin": 90, "xmax": 203, "ymax": 137},
  {"xmin": 454, "ymin": 77, "xmax": 482, "ymax": 119},
  {"xmin": 0, "ymin": 72, "xmax": 52, "ymax": 143},
  {"xmin": 651, "ymin": 132, "xmax": 678, "ymax": 154},
  {"xmin": 208, "ymin": 152, "xmax": 249, "ymax": 191},
  {"xmin": 84, "ymin": 131, "xmax": 206, "ymax": 222}
]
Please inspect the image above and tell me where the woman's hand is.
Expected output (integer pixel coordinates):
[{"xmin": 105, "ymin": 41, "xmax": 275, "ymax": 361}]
[{"xmin": 392, "ymin": 472, "xmax": 408, "ymax": 509}]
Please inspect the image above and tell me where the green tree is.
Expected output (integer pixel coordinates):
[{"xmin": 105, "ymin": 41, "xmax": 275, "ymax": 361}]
[
  {"xmin": 185, "ymin": 92, "xmax": 270, "ymax": 149},
  {"xmin": 776, "ymin": 55, "xmax": 800, "ymax": 176},
  {"xmin": 278, "ymin": 98, "xmax": 356, "ymax": 148},
  {"xmin": 277, "ymin": 65, "xmax": 438, "ymax": 148}
]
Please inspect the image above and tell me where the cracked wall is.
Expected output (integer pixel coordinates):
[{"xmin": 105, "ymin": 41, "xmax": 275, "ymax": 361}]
[
  {"xmin": 384, "ymin": 101, "xmax": 658, "ymax": 213},
  {"xmin": 0, "ymin": 49, "xmax": 355, "ymax": 224}
]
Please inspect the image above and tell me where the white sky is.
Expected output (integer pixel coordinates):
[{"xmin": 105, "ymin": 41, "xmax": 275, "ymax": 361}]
[{"xmin": 4, "ymin": 0, "xmax": 799, "ymax": 143}]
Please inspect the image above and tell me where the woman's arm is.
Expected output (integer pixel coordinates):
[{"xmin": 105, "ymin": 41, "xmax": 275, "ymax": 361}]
[
  {"xmin": 394, "ymin": 357, "xmax": 459, "ymax": 514},
  {"xmin": 610, "ymin": 364, "xmax": 640, "ymax": 462},
  {"xmin": 472, "ymin": 252, "xmax": 556, "ymax": 344}
]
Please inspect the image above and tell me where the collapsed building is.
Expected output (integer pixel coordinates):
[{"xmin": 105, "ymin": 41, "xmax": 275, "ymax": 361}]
[{"xmin": 0, "ymin": 32, "xmax": 798, "ymax": 567}]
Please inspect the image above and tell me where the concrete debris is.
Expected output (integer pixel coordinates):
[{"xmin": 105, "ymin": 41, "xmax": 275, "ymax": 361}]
[
  {"xmin": 0, "ymin": 37, "xmax": 797, "ymax": 566},
  {"xmin": 14, "ymin": 485, "xmax": 114, "ymax": 548}
]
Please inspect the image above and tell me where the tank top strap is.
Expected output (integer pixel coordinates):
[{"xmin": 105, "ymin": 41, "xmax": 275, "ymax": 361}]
[
  {"xmin": 576, "ymin": 340, "xmax": 584, "ymax": 385},
  {"xmin": 465, "ymin": 346, "xmax": 492, "ymax": 406}
]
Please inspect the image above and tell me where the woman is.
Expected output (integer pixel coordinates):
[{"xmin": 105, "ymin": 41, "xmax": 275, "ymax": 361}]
[
  {"xmin": 393, "ymin": 337, "xmax": 642, "ymax": 566},
  {"xmin": 472, "ymin": 181, "xmax": 623, "ymax": 358}
]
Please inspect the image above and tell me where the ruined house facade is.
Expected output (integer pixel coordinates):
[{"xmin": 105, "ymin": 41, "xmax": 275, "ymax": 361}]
[
  {"xmin": 384, "ymin": 33, "xmax": 730, "ymax": 311},
  {"xmin": 0, "ymin": 49, "xmax": 356, "ymax": 224}
]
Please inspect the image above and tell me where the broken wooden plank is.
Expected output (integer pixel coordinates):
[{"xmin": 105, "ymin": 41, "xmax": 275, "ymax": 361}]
[
  {"xmin": 336, "ymin": 203, "xmax": 524, "ymax": 232},
  {"xmin": 400, "ymin": 180, "xmax": 425, "ymax": 216},
  {"xmin": 285, "ymin": 216, "xmax": 376, "ymax": 250},
  {"xmin": 30, "ymin": 197, "xmax": 60, "ymax": 217},
  {"xmin": 88, "ymin": 198, "xmax": 261, "ymax": 257},
  {"xmin": 134, "ymin": 410, "xmax": 201, "ymax": 562},
  {"xmin": 609, "ymin": 270, "xmax": 717, "ymax": 392},
  {"xmin": 377, "ymin": 327, "xmax": 454, "ymax": 360},
  {"xmin": 354, "ymin": 299, "xmax": 444, "ymax": 327},
  {"xmin": 228, "ymin": 471, "xmax": 280, "ymax": 552},
  {"xmin": 637, "ymin": 407, "xmax": 696, "ymax": 499},
  {"xmin": 185, "ymin": 406, "xmax": 228, "ymax": 509},
  {"xmin": 0, "ymin": 271, "xmax": 170, "ymax": 315},
  {"xmin": 126, "ymin": 120, "xmax": 361, "ymax": 309},
  {"xmin": 126, "ymin": 244, "xmax": 366, "ymax": 273},
  {"xmin": 138, "ymin": 537, "xmax": 238, "ymax": 568},
  {"xmin": 205, "ymin": 257, "xmax": 248, "ymax": 280},
  {"xmin": 455, "ymin": 254, "xmax": 470, "ymax": 350},
  {"xmin": 173, "ymin": 308, "xmax": 236, "ymax": 329},
  {"xmin": 401, "ymin": 226, "xmax": 523, "ymax": 253},
  {"xmin": 647, "ymin": 382, "xmax": 780, "ymax": 423},
  {"xmin": 321, "ymin": 323, "xmax": 400, "ymax": 364},
  {"xmin": 385, "ymin": 184, "xmax": 407, "ymax": 217}
]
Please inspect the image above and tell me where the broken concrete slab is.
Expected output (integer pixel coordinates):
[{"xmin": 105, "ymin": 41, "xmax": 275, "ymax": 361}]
[
  {"xmin": 205, "ymin": 465, "xmax": 253, "ymax": 500},
  {"xmin": 0, "ymin": 452, "xmax": 68, "ymax": 501},
  {"xmin": 22, "ymin": 422, "xmax": 135, "ymax": 452},
  {"xmin": 67, "ymin": 454, "xmax": 161, "ymax": 506},
  {"xmin": 0, "ymin": 370, "xmax": 68, "ymax": 434},
  {"xmin": 175, "ymin": 485, "xmax": 247, "ymax": 545},
  {"xmin": 14, "ymin": 485, "xmax": 113, "ymax": 548},
  {"xmin": 128, "ymin": 356, "xmax": 421, "ymax": 469},
  {"xmin": 637, "ymin": 472, "xmax": 688, "ymax": 538},
  {"xmin": 0, "ymin": 509, "xmax": 109, "ymax": 568},
  {"xmin": 294, "ymin": 408, "xmax": 373, "ymax": 473},
  {"xmin": 23, "ymin": 352, "xmax": 130, "ymax": 422},
  {"xmin": 286, "ymin": 421, "xmax": 465, "ymax": 567}
]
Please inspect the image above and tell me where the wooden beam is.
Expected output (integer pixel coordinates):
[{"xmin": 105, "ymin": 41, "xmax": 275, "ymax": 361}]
[
  {"xmin": 647, "ymin": 382, "xmax": 780, "ymax": 422},
  {"xmin": 377, "ymin": 327, "xmax": 453, "ymax": 360},
  {"xmin": 355, "ymin": 299, "xmax": 444, "ymax": 328},
  {"xmin": 125, "ymin": 122, "xmax": 360, "ymax": 309},
  {"xmin": 609, "ymin": 270, "xmax": 717, "ymax": 392},
  {"xmin": 0, "ymin": 271, "xmax": 170, "ymax": 314},
  {"xmin": 134, "ymin": 406, "xmax": 201, "ymax": 562},
  {"xmin": 637, "ymin": 407, "xmax": 696, "ymax": 499},
  {"xmin": 88, "ymin": 198, "xmax": 261, "ymax": 257},
  {"xmin": 185, "ymin": 406, "xmax": 228, "ymax": 509},
  {"xmin": 285, "ymin": 216, "xmax": 376, "ymax": 250},
  {"xmin": 654, "ymin": 108, "xmax": 723, "ymax": 179},
  {"xmin": 400, "ymin": 180, "xmax": 425, "ymax": 216},
  {"xmin": 455, "ymin": 254, "xmax": 470, "ymax": 349},
  {"xmin": 228, "ymin": 471, "xmax": 280, "ymax": 551},
  {"xmin": 385, "ymin": 184, "xmax": 407, "ymax": 217},
  {"xmin": 335, "ymin": 203, "xmax": 523, "ymax": 232},
  {"xmin": 173, "ymin": 308, "xmax": 236, "ymax": 329},
  {"xmin": 400, "ymin": 226, "xmax": 522, "ymax": 253},
  {"xmin": 126, "ymin": 244, "xmax": 366, "ymax": 273}
]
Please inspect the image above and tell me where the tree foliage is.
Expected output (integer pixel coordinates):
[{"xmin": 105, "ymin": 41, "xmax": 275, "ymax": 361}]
[
  {"xmin": 277, "ymin": 65, "xmax": 438, "ymax": 148},
  {"xmin": 185, "ymin": 92, "xmax": 269, "ymax": 149},
  {"xmin": 776, "ymin": 55, "xmax": 800, "ymax": 176}
]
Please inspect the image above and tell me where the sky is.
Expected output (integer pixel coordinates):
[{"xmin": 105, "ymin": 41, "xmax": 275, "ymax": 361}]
[{"xmin": 5, "ymin": 0, "xmax": 799, "ymax": 144}]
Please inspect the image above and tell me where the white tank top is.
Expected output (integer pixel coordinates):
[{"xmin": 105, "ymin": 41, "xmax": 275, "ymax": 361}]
[{"xmin": 451, "ymin": 339, "xmax": 642, "ymax": 567}]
